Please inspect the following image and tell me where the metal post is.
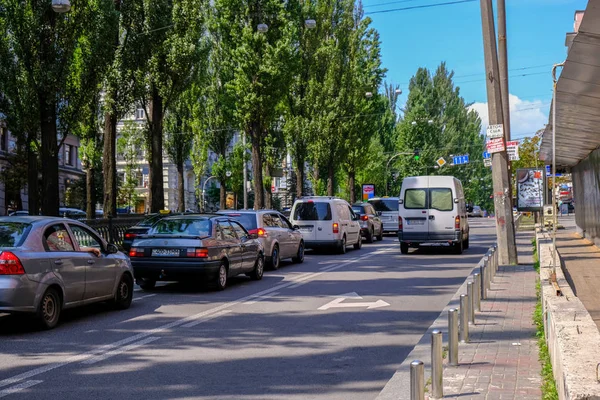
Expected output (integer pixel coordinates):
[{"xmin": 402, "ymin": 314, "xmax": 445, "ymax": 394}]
[
  {"xmin": 448, "ymin": 308, "xmax": 459, "ymax": 366},
  {"xmin": 242, "ymin": 131, "xmax": 248, "ymax": 209},
  {"xmin": 473, "ymin": 273, "xmax": 481, "ymax": 312},
  {"xmin": 431, "ymin": 330, "xmax": 444, "ymax": 398},
  {"xmin": 410, "ymin": 360, "xmax": 425, "ymax": 400},
  {"xmin": 467, "ymin": 281, "xmax": 475, "ymax": 325},
  {"xmin": 481, "ymin": 260, "xmax": 488, "ymax": 300},
  {"xmin": 489, "ymin": 248, "xmax": 495, "ymax": 282},
  {"xmin": 460, "ymin": 294, "xmax": 469, "ymax": 343}
]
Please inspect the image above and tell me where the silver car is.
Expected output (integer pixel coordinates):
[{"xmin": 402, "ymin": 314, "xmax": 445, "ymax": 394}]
[
  {"xmin": 0, "ymin": 216, "xmax": 134, "ymax": 329},
  {"xmin": 218, "ymin": 210, "xmax": 304, "ymax": 270},
  {"xmin": 368, "ymin": 197, "xmax": 400, "ymax": 234}
]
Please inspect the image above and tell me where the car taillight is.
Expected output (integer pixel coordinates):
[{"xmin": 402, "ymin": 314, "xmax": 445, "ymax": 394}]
[
  {"xmin": 455, "ymin": 215, "xmax": 461, "ymax": 229},
  {"xmin": 124, "ymin": 233, "xmax": 137, "ymax": 240},
  {"xmin": 0, "ymin": 251, "xmax": 25, "ymax": 275},
  {"xmin": 361, "ymin": 215, "xmax": 368, "ymax": 221},
  {"xmin": 248, "ymin": 228, "xmax": 267, "ymax": 238},
  {"xmin": 187, "ymin": 248, "xmax": 208, "ymax": 258},
  {"xmin": 332, "ymin": 223, "xmax": 339, "ymax": 234},
  {"xmin": 129, "ymin": 248, "xmax": 144, "ymax": 257},
  {"xmin": 398, "ymin": 216, "xmax": 403, "ymax": 232}
]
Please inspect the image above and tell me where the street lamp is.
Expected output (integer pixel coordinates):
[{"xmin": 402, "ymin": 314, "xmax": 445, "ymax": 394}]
[
  {"xmin": 365, "ymin": 92, "xmax": 373, "ymax": 98},
  {"xmin": 305, "ymin": 19, "xmax": 317, "ymax": 29},
  {"xmin": 395, "ymin": 89, "xmax": 402, "ymax": 95},
  {"xmin": 52, "ymin": 0, "xmax": 71, "ymax": 13},
  {"xmin": 257, "ymin": 23, "xmax": 269, "ymax": 33}
]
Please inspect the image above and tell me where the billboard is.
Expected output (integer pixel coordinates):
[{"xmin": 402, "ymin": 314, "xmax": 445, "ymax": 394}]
[
  {"xmin": 516, "ymin": 168, "xmax": 545, "ymax": 211},
  {"xmin": 362, "ymin": 184, "xmax": 375, "ymax": 201}
]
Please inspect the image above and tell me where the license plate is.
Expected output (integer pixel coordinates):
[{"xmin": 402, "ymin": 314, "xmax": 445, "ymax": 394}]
[
  {"xmin": 299, "ymin": 226, "xmax": 313, "ymax": 232},
  {"xmin": 407, "ymin": 219, "xmax": 425, "ymax": 225},
  {"xmin": 152, "ymin": 249, "xmax": 180, "ymax": 257}
]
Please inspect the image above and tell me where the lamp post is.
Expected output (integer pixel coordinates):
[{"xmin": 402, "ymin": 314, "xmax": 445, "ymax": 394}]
[
  {"xmin": 52, "ymin": 0, "xmax": 71, "ymax": 13},
  {"xmin": 202, "ymin": 176, "xmax": 217, "ymax": 212}
]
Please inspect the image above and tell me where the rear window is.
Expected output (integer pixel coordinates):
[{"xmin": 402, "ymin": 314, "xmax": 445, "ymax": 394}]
[
  {"xmin": 352, "ymin": 206, "xmax": 363, "ymax": 214},
  {"xmin": 369, "ymin": 199, "xmax": 398, "ymax": 212},
  {"xmin": 293, "ymin": 202, "xmax": 332, "ymax": 221},
  {"xmin": 430, "ymin": 188, "xmax": 453, "ymax": 212},
  {"xmin": 404, "ymin": 190, "xmax": 427, "ymax": 209},
  {"xmin": 137, "ymin": 214, "xmax": 165, "ymax": 227},
  {"xmin": 0, "ymin": 222, "xmax": 31, "ymax": 248},
  {"xmin": 151, "ymin": 218, "xmax": 211, "ymax": 237},
  {"xmin": 225, "ymin": 214, "xmax": 258, "ymax": 231}
]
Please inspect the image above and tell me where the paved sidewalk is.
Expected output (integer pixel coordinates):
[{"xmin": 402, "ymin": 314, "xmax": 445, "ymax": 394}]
[{"xmin": 441, "ymin": 230, "xmax": 541, "ymax": 399}]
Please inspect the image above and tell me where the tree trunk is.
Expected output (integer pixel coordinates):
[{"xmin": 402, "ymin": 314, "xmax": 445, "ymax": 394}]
[
  {"xmin": 149, "ymin": 86, "xmax": 165, "ymax": 212},
  {"xmin": 177, "ymin": 162, "xmax": 185, "ymax": 212},
  {"xmin": 264, "ymin": 163, "xmax": 272, "ymax": 210},
  {"xmin": 27, "ymin": 134, "xmax": 39, "ymax": 215},
  {"xmin": 326, "ymin": 163, "xmax": 335, "ymax": 197},
  {"xmin": 295, "ymin": 157, "xmax": 304, "ymax": 198},
  {"xmin": 102, "ymin": 110, "xmax": 117, "ymax": 217},
  {"xmin": 86, "ymin": 166, "xmax": 95, "ymax": 219},
  {"xmin": 39, "ymin": 93, "xmax": 59, "ymax": 216},
  {"xmin": 219, "ymin": 179, "xmax": 226, "ymax": 210},
  {"xmin": 349, "ymin": 170, "xmax": 356, "ymax": 204},
  {"xmin": 250, "ymin": 128, "xmax": 264, "ymax": 210}
]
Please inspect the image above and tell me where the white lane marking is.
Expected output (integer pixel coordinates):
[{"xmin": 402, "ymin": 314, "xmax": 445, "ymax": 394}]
[
  {"xmin": 0, "ymin": 247, "xmax": 388, "ymax": 388},
  {"xmin": 133, "ymin": 294, "xmax": 156, "ymax": 302},
  {"xmin": 82, "ymin": 336, "xmax": 161, "ymax": 365},
  {"xmin": 243, "ymin": 292, "xmax": 280, "ymax": 306},
  {"xmin": 0, "ymin": 380, "xmax": 43, "ymax": 398},
  {"xmin": 318, "ymin": 298, "xmax": 390, "ymax": 310},
  {"xmin": 182, "ymin": 310, "xmax": 233, "ymax": 328}
]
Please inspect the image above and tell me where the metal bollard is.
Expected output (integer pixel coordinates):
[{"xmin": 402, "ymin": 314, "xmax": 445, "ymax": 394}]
[
  {"xmin": 467, "ymin": 281, "xmax": 475, "ymax": 325},
  {"xmin": 460, "ymin": 294, "xmax": 469, "ymax": 343},
  {"xmin": 448, "ymin": 308, "xmax": 458, "ymax": 366},
  {"xmin": 431, "ymin": 330, "xmax": 444, "ymax": 399},
  {"xmin": 490, "ymin": 248, "xmax": 496, "ymax": 281},
  {"xmin": 494, "ymin": 244, "xmax": 499, "ymax": 273},
  {"xmin": 410, "ymin": 360, "xmax": 425, "ymax": 400},
  {"xmin": 473, "ymin": 272, "xmax": 481, "ymax": 312},
  {"xmin": 480, "ymin": 261, "xmax": 488, "ymax": 300}
]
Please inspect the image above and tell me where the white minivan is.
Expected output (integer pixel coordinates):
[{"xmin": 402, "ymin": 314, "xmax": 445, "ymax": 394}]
[
  {"xmin": 397, "ymin": 176, "xmax": 469, "ymax": 254},
  {"xmin": 290, "ymin": 197, "xmax": 362, "ymax": 254}
]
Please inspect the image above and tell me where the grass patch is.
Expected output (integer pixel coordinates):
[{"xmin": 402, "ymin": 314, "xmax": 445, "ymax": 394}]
[{"xmin": 532, "ymin": 238, "xmax": 559, "ymax": 399}]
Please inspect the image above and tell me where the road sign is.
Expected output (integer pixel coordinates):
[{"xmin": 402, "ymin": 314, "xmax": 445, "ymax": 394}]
[
  {"xmin": 318, "ymin": 292, "xmax": 390, "ymax": 310},
  {"xmin": 486, "ymin": 138, "xmax": 505, "ymax": 153},
  {"xmin": 452, "ymin": 154, "xmax": 469, "ymax": 165},
  {"xmin": 482, "ymin": 151, "xmax": 491, "ymax": 159},
  {"xmin": 486, "ymin": 124, "xmax": 504, "ymax": 139},
  {"xmin": 436, "ymin": 157, "xmax": 446, "ymax": 167},
  {"xmin": 506, "ymin": 141, "xmax": 520, "ymax": 161},
  {"xmin": 484, "ymin": 158, "xmax": 492, "ymax": 167}
]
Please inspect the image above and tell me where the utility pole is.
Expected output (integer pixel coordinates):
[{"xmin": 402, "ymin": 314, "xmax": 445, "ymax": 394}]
[
  {"xmin": 480, "ymin": 0, "xmax": 518, "ymax": 265},
  {"xmin": 243, "ymin": 132, "xmax": 248, "ymax": 209},
  {"xmin": 497, "ymin": 0, "xmax": 513, "ymax": 202}
]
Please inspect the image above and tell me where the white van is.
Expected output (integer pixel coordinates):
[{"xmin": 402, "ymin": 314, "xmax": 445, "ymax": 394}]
[
  {"xmin": 290, "ymin": 197, "xmax": 362, "ymax": 254},
  {"xmin": 397, "ymin": 176, "xmax": 469, "ymax": 254}
]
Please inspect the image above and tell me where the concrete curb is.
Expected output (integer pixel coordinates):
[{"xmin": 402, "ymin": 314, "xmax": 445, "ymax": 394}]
[{"xmin": 537, "ymin": 230, "xmax": 600, "ymax": 399}]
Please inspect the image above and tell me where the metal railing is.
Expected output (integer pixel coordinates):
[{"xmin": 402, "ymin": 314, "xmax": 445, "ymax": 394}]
[{"xmin": 82, "ymin": 216, "xmax": 146, "ymax": 249}]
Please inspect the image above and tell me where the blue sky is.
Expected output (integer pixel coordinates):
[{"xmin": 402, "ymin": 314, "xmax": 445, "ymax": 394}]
[{"xmin": 365, "ymin": 0, "xmax": 589, "ymax": 139}]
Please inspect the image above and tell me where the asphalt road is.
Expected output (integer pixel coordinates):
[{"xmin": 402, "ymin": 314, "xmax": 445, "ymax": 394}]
[{"xmin": 0, "ymin": 218, "xmax": 496, "ymax": 400}]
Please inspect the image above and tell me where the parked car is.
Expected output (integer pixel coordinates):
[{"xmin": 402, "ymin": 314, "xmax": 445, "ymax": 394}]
[
  {"xmin": 59, "ymin": 207, "xmax": 87, "ymax": 220},
  {"xmin": 122, "ymin": 211, "xmax": 180, "ymax": 252},
  {"xmin": 368, "ymin": 197, "xmax": 400, "ymax": 234},
  {"xmin": 217, "ymin": 210, "xmax": 304, "ymax": 270},
  {"xmin": 0, "ymin": 216, "xmax": 133, "ymax": 329},
  {"xmin": 290, "ymin": 197, "xmax": 362, "ymax": 254},
  {"xmin": 398, "ymin": 176, "xmax": 470, "ymax": 254},
  {"xmin": 351, "ymin": 203, "xmax": 384, "ymax": 243},
  {"xmin": 8, "ymin": 210, "xmax": 30, "ymax": 217},
  {"xmin": 129, "ymin": 215, "xmax": 264, "ymax": 291},
  {"xmin": 468, "ymin": 205, "xmax": 483, "ymax": 218}
]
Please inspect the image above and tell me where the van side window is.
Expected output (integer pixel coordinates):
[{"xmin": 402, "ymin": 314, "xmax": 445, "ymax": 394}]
[
  {"xmin": 404, "ymin": 189, "xmax": 427, "ymax": 209},
  {"xmin": 430, "ymin": 188, "xmax": 453, "ymax": 211}
]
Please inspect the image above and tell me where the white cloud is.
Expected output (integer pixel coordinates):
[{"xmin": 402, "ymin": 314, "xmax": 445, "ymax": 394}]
[{"xmin": 469, "ymin": 94, "xmax": 549, "ymax": 139}]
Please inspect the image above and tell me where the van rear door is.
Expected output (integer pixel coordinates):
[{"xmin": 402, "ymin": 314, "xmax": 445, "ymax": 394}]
[
  {"xmin": 401, "ymin": 188, "xmax": 429, "ymax": 240},
  {"xmin": 427, "ymin": 188, "xmax": 456, "ymax": 241},
  {"xmin": 291, "ymin": 201, "xmax": 332, "ymax": 242}
]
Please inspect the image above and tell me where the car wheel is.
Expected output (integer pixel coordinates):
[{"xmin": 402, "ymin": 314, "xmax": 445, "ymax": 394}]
[
  {"xmin": 454, "ymin": 239, "xmax": 464, "ymax": 255},
  {"xmin": 113, "ymin": 274, "xmax": 133, "ymax": 310},
  {"xmin": 216, "ymin": 262, "xmax": 228, "ymax": 290},
  {"xmin": 464, "ymin": 235, "xmax": 470, "ymax": 250},
  {"xmin": 292, "ymin": 241, "xmax": 305, "ymax": 264},
  {"xmin": 36, "ymin": 287, "xmax": 61, "ymax": 330},
  {"xmin": 376, "ymin": 227, "xmax": 384, "ymax": 241},
  {"xmin": 137, "ymin": 278, "xmax": 156, "ymax": 291},
  {"xmin": 354, "ymin": 234, "xmax": 362, "ymax": 250},
  {"xmin": 269, "ymin": 245, "xmax": 280, "ymax": 270},
  {"xmin": 366, "ymin": 228, "xmax": 374, "ymax": 244},
  {"xmin": 338, "ymin": 236, "xmax": 347, "ymax": 254},
  {"xmin": 250, "ymin": 254, "xmax": 264, "ymax": 281},
  {"xmin": 400, "ymin": 242, "xmax": 409, "ymax": 254}
]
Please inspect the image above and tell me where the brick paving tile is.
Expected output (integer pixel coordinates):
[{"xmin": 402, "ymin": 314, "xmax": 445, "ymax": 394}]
[{"xmin": 439, "ymin": 229, "xmax": 542, "ymax": 399}]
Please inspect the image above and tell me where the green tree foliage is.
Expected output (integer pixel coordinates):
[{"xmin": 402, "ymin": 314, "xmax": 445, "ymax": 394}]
[{"xmin": 116, "ymin": 121, "xmax": 144, "ymax": 211}]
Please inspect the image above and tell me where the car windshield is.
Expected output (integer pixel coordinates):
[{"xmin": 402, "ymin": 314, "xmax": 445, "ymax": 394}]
[
  {"xmin": 293, "ymin": 202, "xmax": 332, "ymax": 221},
  {"xmin": 0, "ymin": 222, "xmax": 31, "ymax": 248},
  {"xmin": 369, "ymin": 199, "xmax": 399, "ymax": 212},
  {"xmin": 223, "ymin": 214, "xmax": 258, "ymax": 231},
  {"xmin": 151, "ymin": 218, "xmax": 211, "ymax": 237},
  {"xmin": 137, "ymin": 214, "xmax": 166, "ymax": 227}
]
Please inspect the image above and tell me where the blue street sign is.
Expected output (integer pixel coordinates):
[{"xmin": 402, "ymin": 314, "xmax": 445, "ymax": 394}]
[
  {"xmin": 453, "ymin": 154, "xmax": 470, "ymax": 165},
  {"xmin": 482, "ymin": 151, "xmax": 490, "ymax": 159}
]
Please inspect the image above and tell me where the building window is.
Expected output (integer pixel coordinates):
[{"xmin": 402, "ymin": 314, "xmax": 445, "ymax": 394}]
[
  {"xmin": 0, "ymin": 127, "xmax": 6, "ymax": 152},
  {"xmin": 135, "ymin": 109, "xmax": 145, "ymax": 120},
  {"xmin": 65, "ymin": 144, "xmax": 74, "ymax": 166}
]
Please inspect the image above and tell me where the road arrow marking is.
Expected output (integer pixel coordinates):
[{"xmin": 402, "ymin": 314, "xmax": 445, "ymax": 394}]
[
  {"xmin": 333, "ymin": 292, "xmax": 362, "ymax": 299},
  {"xmin": 318, "ymin": 297, "xmax": 390, "ymax": 310}
]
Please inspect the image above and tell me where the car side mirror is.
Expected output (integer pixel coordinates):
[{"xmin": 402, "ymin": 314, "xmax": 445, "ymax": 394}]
[
  {"xmin": 399, "ymin": 200, "xmax": 404, "ymax": 205},
  {"xmin": 454, "ymin": 198, "xmax": 459, "ymax": 204},
  {"xmin": 107, "ymin": 243, "xmax": 119, "ymax": 254},
  {"xmin": 293, "ymin": 225, "xmax": 300, "ymax": 230}
]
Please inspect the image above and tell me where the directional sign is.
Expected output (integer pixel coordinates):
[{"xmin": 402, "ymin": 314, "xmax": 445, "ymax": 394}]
[
  {"xmin": 486, "ymin": 124, "xmax": 504, "ymax": 139},
  {"xmin": 452, "ymin": 154, "xmax": 470, "ymax": 165},
  {"xmin": 318, "ymin": 292, "xmax": 390, "ymax": 310},
  {"xmin": 436, "ymin": 157, "xmax": 446, "ymax": 167}
]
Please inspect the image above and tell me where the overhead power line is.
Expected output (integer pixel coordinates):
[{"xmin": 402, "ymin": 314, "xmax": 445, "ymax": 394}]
[
  {"xmin": 364, "ymin": 0, "xmax": 477, "ymax": 15},
  {"xmin": 363, "ymin": 0, "xmax": 423, "ymax": 9}
]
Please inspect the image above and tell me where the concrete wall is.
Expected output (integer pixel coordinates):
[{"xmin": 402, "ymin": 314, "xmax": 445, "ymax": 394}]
[
  {"xmin": 537, "ymin": 230, "xmax": 600, "ymax": 399},
  {"xmin": 572, "ymin": 147, "xmax": 600, "ymax": 247}
]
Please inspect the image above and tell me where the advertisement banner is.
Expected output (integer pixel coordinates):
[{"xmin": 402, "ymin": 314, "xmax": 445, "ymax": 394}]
[
  {"xmin": 362, "ymin": 184, "xmax": 375, "ymax": 201},
  {"xmin": 516, "ymin": 169, "xmax": 545, "ymax": 211},
  {"xmin": 486, "ymin": 138, "xmax": 505, "ymax": 153}
]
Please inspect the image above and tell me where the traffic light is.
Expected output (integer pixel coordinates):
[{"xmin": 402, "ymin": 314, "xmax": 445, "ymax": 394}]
[{"xmin": 413, "ymin": 149, "xmax": 421, "ymax": 161}]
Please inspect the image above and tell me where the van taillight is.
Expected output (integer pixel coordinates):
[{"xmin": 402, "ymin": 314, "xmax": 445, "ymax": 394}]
[
  {"xmin": 398, "ymin": 216, "xmax": 403, "ymax": 232},
  {"xmin": 0, "ymin": 251, "xmax": 25, "ymax": 275},
  {"xmin": 455, "ymin": 215, "xmax": 461, "ymax": 229},
  {"xmin": 332, "ymin": 223, "xmax": 339, "ymax": 234}
]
